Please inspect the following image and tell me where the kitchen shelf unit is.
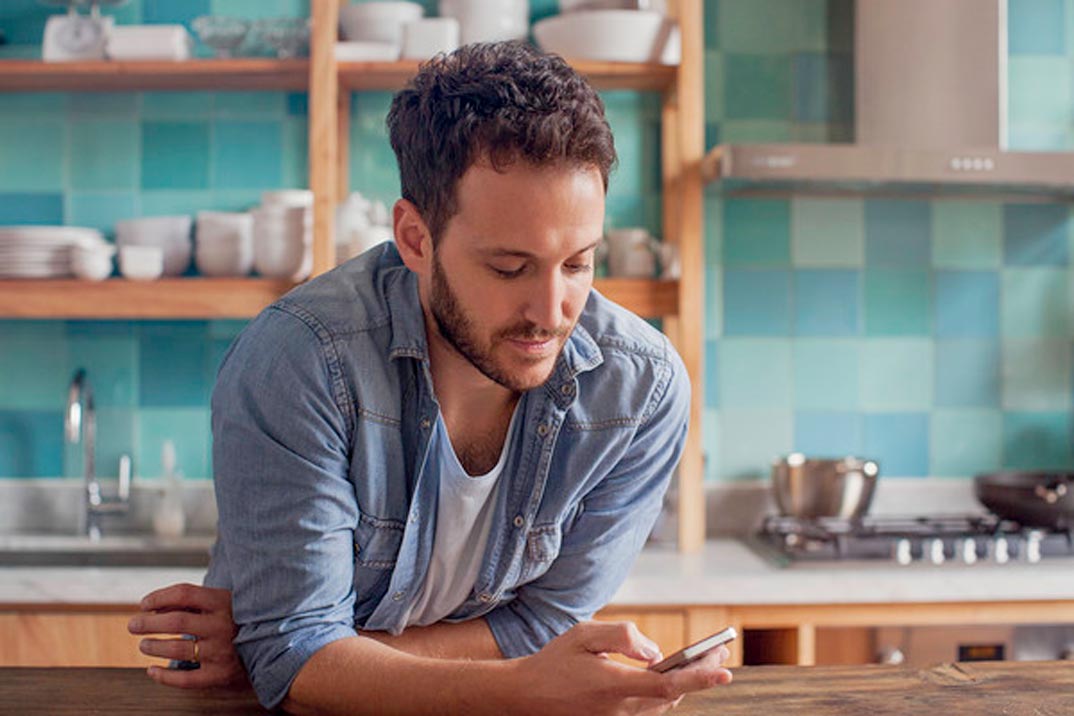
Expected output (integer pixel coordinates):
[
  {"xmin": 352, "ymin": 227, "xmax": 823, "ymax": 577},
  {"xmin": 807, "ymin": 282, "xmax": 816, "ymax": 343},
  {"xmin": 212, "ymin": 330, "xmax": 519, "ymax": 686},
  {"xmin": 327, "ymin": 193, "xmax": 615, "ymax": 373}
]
[{"xmin": 0, "ymin": 0, "xmax": 705, "ymax": 551}]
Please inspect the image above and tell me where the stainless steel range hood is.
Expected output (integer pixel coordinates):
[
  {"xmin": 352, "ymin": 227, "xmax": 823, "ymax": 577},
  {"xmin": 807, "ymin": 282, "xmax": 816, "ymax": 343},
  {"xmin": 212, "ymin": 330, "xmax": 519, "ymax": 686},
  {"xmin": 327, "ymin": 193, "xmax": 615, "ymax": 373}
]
[{"xmin": 702, "ymin": 0, "xmax": 1074, "ymax": 199}]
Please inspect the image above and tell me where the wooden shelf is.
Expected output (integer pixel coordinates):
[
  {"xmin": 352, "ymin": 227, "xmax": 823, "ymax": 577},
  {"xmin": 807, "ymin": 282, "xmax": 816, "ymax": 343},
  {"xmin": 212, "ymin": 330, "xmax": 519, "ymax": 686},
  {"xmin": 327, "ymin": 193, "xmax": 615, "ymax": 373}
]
[
  {"xmin": 0, "ymin": 278, "xmax": 297, "ymax": 319},
  {"xmin": 594, "ymin": 278, "xmax": 679, "ymax": 318},
  {"xmin": 0, "ymin": 59, "xmax": 309, "ymax": 92},
  {"xmin": 339, "ymin": 60, "xmax": 676, "ymax": 92},
  {"xmin": 0, "ymin": 277, "xmax": 672, "ymax": 320}
]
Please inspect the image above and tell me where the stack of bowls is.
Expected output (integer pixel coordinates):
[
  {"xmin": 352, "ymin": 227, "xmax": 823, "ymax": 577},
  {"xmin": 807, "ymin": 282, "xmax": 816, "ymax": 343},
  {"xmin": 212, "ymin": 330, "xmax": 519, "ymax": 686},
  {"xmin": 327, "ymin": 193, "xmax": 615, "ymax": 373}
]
[
  {"xmin": 253, "ymin": 190, "xmax": 312, "ymax": 280},
  {"xmin": 70, "ymin": 235, "xmax": 117, "ymax": 281},
  {"xmin": 114, "ymin": 216, "xmax": 193, "ymax": 276},
  {"xmin": 195, "ymin": 211, "xmax": 254, "ymax": 277}
]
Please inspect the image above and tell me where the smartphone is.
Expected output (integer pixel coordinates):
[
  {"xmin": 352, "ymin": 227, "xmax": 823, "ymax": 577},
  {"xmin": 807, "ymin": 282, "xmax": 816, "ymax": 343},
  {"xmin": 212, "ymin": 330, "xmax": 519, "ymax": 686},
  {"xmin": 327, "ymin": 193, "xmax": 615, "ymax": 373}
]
[{"xmin": 649, "ymin": 627, "xmax": 737, "ymax": 674}]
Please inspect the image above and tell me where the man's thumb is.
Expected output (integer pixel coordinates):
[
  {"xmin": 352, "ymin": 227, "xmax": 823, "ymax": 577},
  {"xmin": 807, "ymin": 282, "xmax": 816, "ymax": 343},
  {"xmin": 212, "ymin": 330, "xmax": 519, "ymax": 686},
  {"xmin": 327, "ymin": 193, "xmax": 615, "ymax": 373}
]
[{"xmin": 573, "ymin": 621, "xmax": 663, "ymax": 663}]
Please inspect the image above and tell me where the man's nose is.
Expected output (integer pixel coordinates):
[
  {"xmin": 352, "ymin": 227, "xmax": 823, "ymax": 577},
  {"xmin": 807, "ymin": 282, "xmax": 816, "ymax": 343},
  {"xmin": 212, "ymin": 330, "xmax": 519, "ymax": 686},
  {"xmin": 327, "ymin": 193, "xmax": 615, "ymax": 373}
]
[{"xmin": 523, "ymin": 271, "xmax": 567, "ymax": 332}]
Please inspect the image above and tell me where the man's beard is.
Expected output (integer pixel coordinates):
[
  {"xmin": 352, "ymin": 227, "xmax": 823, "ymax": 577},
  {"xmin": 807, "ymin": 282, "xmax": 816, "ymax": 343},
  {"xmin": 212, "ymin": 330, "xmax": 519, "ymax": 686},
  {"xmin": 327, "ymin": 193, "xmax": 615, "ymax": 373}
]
[{"xmin": 430, "ymin": 253, "xmax": 568, "ymax": 393}]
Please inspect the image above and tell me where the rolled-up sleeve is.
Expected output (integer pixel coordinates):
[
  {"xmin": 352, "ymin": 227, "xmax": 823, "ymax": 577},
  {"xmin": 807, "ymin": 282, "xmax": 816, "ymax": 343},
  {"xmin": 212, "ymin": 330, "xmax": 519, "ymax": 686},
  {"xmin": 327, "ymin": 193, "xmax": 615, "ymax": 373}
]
[
  {"xmin": 210, "ymin": 306, "xmax": 359, "ymax": 708},
  {"xmin": 485, "ymin": 348, "xmax": 690, "ymax": 657}
]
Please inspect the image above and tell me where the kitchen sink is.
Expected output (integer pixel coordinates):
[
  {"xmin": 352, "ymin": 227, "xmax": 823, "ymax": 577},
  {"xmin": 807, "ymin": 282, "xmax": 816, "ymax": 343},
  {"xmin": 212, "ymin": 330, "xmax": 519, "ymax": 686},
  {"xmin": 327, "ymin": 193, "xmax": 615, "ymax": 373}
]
[{"xmin": 0, "ymin": 533, "xmax": 214, "ymax": 567}]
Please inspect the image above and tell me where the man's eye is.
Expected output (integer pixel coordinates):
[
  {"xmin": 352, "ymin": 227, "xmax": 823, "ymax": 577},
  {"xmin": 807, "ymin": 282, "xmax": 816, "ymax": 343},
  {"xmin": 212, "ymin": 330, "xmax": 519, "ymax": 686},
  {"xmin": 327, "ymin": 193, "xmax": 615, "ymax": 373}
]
[
  {"xmin": 491, "ymin": 265, "xmax": 525, "ymax": 278},
  {"xmin": 565, "ymin": 263, "xmax": 592, "ymax": 274}
]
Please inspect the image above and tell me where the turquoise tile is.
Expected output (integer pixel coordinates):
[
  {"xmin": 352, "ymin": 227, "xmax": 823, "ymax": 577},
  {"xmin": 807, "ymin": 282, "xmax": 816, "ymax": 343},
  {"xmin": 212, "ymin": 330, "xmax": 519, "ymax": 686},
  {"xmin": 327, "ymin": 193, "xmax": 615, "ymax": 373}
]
[
  {"xmin": 931, "ymin": 201, "xmax": 1002, "ymax": 269},
  {"xmin": 1001, "ymin": 339, "xmax": 1071, "ymax": 410},
  {"xmin": 69, "ymin": 121, "xmax": 139, "ymax": 191},
  {"xmin": 935, "ymin": 339, "xmax": 1001, "ymax": 408},
  {"xmin": 1009, "ymin": 0, "xmax": 1067, "ymax": 54},
  {"xmin": 142, "ymin": 92, "xmax": 213, "ymax": 119},
  {"xmin": 860, "ymin": 338, "xmax": 933, "ymax": 411},
  {"xmin": 716, "ymin": 338, "xmax": 792, "ymax": 409},
  {"xmin": 793, "ymin": 411, "xmax": 863, "ymax": 457},
  {"xmin": 1002, "ymin": 411, "xmax": 1072, "ymax": 469},
  {"xmin": 702, "ymin": 407, "xmax": 720, "ymax": 482},
  {"xmin": 1009, "ymin": 56, "xmax": 1073, "ymax": 126},
  {"xmin": 67, "ymin": 192, "xmax": 138, "ymax": 236},
  {"xmin": 142, "ymin": 121, "xmax": 211, "ymax": 190},
  {"xmin": 0, "ymin": 410, "xmax": 64, "ymax": 478},
  {"xmin": 92, "ymin": 407, "xmax": 137, "ymax": 481},
  {"xmin": 210, "ymin": 0, "xmax": 308, "ymax": 18},
  {"xmin": 792, "ymin": 338, "xmax": 859, "ymax": 410},
  {"xmin": 212, "ymin": 92, "xmax": 285, "ymax": 117},
  {"xmin": 69, "ymin": 93, "xmax": 139, "ymax": 118},
  {"xmin": 0, "ymin": 93, "xmax": 66, "ymax": 115},
  {"xmin": 703, "ymin": 195, "xmax": 723, "ymax": 266},
  {"xmin": 144, "ymin": 0, "xmax": 209, "ymax": 24},
  {"xmin": 136, "ymin": 408, "xmax": 211, "ymax": 479},
  {"xmin": 0, "ymin": 193, "xmax": 63, "ymax": 224},
  {"xmin": 864, "ymin": 269, "xmax": 930, "ymax": 336},
  {"xmin": 140, "ymin": 190, "xmax": 213, "ymax": 217},
  {"xmin": 704, "ymin": 50, "xmax": 725, "ymax": 121},
  {"xmin": 1003, "ymin": 204, "xmax": 1069, "ymax": 266},
  {"xmin": 865, "ymin": 200, "xmax": 931, "ymax": 267},
  {"xmin": 722, "ymin": 269, "xmax": 791, "ymax": 336},
  {"xmin": 863, "ymin": 413, "xmax": 929, "ymax": 477},
  {"xmin": 930, "ymin": 410, "xmax": 1003, "ymax": 477},
  {"xmin": 0, "ymin": 119, "xmax": 64, "ymax": 191},
  {"xmin": 795, "ymin": 0, "xmax": 836, "ymax": 52},
  {"xmin": 716, "ymin": 409, "xmax": 793, "ymax": 481},
  {"xmin": 605, "ymin": 109, "xmax": 651, "ymax": 198},
  {"xmin": 212, "ymin": 120, "xmax": 283, "ymax": 189},
  {"xmin": 207, "ymin": 319, "xmax": 249, "ymax": 340},
  {"xmin": 1008, "ymin": 123, "xmax": 1073, "ymax": 151},
  {"xmin": 717, "ymin": 120, "xmax": 793, "ymax": 142},
  {"xmin": 66, "ymin": 334, "xmax": 138, "ymax": 408},
  {"xmin": 286, "ymin": 92, "xmax": 308, "ymax": 117},
  {"xmin": 934, "ymin": 271, "xmax": 1000, "ymax": 338},
  {"xmin": 704, "ymin": 0, "xmax": 719, "ymax": 51},
  {"xmin": 704, "ymin": 266, "xmax": 723, "ymax": 340},
  {"xmin": 723, "ymin": 198, "xmax": 790, "ymax": 267},
  {"xmin": 791, "ymin": 197, "xmax": 864, "ymax": 267},
  {"xmin": 724, "ymin": 54, "xmax": 792, "ymax": 121},
  {"xmin": 792, "ymin": 52, "xmax": 853, "ymax": 124},
  {"xmin": 717, "ymin": 0, "xmax": 797, "ymax": 53},
  {"xmin": 793, "ymin": 269, "xmax": 860, "ymax": 336},
  {"xmin": 704, "ymin": 338, "xmax": 719, "ymax": 408},
  {"xmin": 138, "ymin": 322, "xmax": 210, "ymax": 407},
  {"xmin": 0, "ymin": 333, "xmax": 70, "ymax": 411},
  {"xmin": 1001, "ymin": 268, "xmax": 1070, "ymax": 338}
]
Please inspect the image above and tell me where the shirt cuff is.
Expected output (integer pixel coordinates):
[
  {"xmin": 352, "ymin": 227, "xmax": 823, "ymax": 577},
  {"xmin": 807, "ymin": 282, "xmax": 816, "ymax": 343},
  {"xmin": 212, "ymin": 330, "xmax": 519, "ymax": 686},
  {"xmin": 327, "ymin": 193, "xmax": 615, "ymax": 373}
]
[
  {"xmin": 483, "ymin": 599, "xmax": 575, "ymax": 660},
  {"xmin": 243, "ymin": 622, "xmax": 358, "ymax": 710}
]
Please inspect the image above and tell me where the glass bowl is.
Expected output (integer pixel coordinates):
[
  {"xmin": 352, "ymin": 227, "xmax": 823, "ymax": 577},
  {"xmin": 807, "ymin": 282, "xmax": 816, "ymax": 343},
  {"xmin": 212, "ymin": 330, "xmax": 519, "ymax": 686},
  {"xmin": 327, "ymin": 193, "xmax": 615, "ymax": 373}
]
[
  {"xmin": 255, "ymin": 17, "xmax": 310, "ymax": 59},
  {"xmin": 192, "ymin": 16, "xmax": 250, "ymax": 58}
]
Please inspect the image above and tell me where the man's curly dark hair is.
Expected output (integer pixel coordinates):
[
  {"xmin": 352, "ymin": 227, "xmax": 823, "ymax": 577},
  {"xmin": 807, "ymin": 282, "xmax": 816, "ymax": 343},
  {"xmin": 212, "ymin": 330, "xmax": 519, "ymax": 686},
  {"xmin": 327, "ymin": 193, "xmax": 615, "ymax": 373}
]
[{"xmin": 387, "ymin": 41, "xmax": 618, "ymax": 243}]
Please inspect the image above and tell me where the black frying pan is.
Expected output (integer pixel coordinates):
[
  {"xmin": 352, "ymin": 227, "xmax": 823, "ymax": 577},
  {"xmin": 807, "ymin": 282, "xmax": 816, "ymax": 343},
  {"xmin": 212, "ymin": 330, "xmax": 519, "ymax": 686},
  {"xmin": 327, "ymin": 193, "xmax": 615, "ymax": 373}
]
[{"xmin": 974, "ymin": 472, "xmax": 1074, "ymax": 530}]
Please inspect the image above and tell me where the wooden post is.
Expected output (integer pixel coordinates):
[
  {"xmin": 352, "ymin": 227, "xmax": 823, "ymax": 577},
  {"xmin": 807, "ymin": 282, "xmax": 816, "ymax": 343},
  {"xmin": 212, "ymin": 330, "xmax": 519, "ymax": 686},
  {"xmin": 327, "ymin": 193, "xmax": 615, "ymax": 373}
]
[
  {"xmin": 664, "ymin": 0, "xmax": 706, "ymax": 553},
  {"xmin": 308, "ymin": 0, "xmax": 339, "ymax": 277}
]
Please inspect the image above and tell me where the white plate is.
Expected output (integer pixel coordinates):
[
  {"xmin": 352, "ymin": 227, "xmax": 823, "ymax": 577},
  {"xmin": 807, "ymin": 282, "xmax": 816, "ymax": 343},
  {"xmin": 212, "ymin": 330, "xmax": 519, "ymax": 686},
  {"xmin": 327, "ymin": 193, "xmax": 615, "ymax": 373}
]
[{"xmin": 0, "ymin": 226, "xmax": 103, "ymax": 245}]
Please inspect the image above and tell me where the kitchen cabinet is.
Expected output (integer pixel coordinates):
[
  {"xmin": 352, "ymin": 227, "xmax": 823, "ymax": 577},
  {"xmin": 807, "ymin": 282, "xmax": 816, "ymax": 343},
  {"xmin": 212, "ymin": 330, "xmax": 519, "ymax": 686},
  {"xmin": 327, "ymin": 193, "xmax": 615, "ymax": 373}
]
[
  {"xmin": 0, "ymin": 607, "xmax": 150, "ymax": 668},
  {"xmin": 0, "ymin": 0, "xmax": 706, "ymax": 552}
]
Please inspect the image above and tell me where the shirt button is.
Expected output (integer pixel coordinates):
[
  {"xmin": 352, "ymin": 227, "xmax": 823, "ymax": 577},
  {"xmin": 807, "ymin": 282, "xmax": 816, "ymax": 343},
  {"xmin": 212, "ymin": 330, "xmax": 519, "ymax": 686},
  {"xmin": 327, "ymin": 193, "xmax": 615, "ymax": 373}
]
[
  {"xmin": 560, "ymin": 383, "xmax": 574, "ymax": 396},
  {"xmin": 419, "ymin": 418, "xmax": 431, "ymax": 430},
  {"xmin": 409, "ymin": 512, "xmax": 418, "ymax": 524},
  {"xmin": 392, "ymin": 591, "xmax": 405, "ymax": 601},
  {"xmin": 478, "ymin": 592, "xmax": 493, "ymax": 603},
  {"xmin": 537, "ymin": 423, "xmax": 549, "ymax": 437},
  {"xmin": 513, "ymin": 515, "xmax": 524, "ymax": 528}
]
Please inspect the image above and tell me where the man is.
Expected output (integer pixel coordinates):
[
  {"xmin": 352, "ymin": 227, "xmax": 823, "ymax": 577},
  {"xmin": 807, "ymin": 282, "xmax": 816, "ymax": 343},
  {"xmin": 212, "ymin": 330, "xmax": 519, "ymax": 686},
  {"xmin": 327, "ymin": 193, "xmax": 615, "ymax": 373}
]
[{"xmin": 129, "ymin": 42, "xmax": 731, "ymax": 714}]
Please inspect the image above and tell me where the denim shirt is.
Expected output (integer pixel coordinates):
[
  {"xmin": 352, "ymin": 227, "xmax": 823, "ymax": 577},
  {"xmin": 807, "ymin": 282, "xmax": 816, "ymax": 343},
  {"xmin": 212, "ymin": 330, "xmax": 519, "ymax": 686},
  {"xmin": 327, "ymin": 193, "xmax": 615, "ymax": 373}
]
[{"xmin": 204, "ymin": 243, "xmax": 690, "ymax": 709}]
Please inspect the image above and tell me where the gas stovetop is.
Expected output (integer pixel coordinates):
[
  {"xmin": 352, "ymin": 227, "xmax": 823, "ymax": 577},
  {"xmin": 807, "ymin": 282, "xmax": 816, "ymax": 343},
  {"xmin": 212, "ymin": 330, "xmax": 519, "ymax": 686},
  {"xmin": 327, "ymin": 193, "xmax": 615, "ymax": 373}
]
[{"xmin": 750, "ymin": 514, "xmax": 1074, "ymax": 567}]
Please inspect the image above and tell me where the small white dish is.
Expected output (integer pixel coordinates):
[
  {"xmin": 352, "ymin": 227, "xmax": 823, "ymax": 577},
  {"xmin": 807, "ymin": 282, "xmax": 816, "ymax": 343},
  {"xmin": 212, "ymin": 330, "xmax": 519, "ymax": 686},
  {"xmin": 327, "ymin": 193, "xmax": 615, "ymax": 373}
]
[{"xmin": 119, "ymin": 245, "xmax": 164, "ymax": 281}]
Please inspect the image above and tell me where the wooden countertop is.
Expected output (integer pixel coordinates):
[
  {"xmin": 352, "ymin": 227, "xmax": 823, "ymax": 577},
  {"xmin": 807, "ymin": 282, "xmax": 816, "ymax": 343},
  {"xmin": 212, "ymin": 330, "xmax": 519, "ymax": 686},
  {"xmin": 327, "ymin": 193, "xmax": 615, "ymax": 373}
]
[{"xmin": 3, "ymin": 662, "xmax": 1072, "ymax": 715}]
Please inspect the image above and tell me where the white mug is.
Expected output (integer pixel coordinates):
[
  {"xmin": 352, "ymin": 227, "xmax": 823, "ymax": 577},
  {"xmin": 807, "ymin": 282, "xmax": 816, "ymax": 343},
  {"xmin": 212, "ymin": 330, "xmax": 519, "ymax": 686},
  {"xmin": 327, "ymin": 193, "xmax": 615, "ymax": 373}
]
[{"xmin": 604, "ymin": 228, "xmax": 656, "ymax": 278}]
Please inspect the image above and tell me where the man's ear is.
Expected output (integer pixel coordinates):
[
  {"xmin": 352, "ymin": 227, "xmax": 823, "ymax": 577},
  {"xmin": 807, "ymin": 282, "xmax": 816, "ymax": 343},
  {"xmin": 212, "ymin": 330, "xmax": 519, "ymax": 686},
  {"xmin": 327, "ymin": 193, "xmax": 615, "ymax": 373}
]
[{"xmin": 393, "ymin": 199, "xmax": 433, "ymax": 276}]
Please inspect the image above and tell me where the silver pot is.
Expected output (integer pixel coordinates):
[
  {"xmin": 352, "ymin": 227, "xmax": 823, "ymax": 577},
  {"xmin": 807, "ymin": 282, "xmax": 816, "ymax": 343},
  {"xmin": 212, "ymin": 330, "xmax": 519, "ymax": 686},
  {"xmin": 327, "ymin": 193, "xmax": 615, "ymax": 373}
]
[{"xmin": 771, "ymin": 454, "xmax": 880, "ymax": 519}]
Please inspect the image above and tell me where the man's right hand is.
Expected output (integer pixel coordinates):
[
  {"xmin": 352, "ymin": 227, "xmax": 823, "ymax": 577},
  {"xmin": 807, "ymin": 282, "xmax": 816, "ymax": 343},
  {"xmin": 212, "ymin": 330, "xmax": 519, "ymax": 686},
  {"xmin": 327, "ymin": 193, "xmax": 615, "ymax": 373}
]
[{"xmin": 513, "ymin": 621, "xmax": 732, "ymax": 716}]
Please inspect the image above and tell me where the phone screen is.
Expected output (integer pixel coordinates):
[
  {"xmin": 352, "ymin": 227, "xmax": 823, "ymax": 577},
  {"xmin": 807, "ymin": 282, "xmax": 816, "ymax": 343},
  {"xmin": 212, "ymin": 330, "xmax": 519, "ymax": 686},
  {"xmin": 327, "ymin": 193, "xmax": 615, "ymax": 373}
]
[{"xmin": 649, "ymin": 626, "xmax": 737, "ymax": 673}]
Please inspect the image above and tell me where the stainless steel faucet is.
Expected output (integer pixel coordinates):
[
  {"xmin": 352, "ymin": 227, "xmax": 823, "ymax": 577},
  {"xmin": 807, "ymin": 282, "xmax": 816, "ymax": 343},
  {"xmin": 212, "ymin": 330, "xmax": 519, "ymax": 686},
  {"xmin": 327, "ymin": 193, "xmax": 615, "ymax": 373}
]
[{"xmin": 65, "ymin": 369, "xmax": 131, "ymax": 541}]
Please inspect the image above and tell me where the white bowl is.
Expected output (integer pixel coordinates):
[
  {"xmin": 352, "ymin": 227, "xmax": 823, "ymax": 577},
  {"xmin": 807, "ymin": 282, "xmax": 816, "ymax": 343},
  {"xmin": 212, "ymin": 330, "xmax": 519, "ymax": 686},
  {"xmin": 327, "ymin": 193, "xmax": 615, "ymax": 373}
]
[
  {"xmin": 114, "ymin": 215, "xmax": 192, "ymax": 276},
  {"xmin": 196, "ymin": 211, "xmax": 253, "ymax": 251},
  {"xmin": 253, "ymin": 205, "xmax": 311, "ymax": 227},
  {"xmin": 401, "ymin": 17, "xmax": 459, "ymax": 60},
  {"xmin": 340, "ymin": 1, "xmax": 424, "ymax": 44},
  {"xmin": 195, "ymin": 245, "xmax": 253, "ymax": 277},
  {"xmin": 71, "ymin": 243, "xmax": 116, "ymax": 281},
  {"xmin": 533, "ymin": 10, "xmax": 681, "ymax": 65},
  {"xmin": 119, "ymin": 245, "xmax": 164, "ymax": 281},
  {"xmin": 260, "ymin": 189, "xmax": 314, "ymax": 208},
  {"xmin": 254, "ymin": 231, "xmax": 310, "ymax": 279},
  {"xmin": 335, "ymin": 40, "xmax": 401, "ymax": 61}
]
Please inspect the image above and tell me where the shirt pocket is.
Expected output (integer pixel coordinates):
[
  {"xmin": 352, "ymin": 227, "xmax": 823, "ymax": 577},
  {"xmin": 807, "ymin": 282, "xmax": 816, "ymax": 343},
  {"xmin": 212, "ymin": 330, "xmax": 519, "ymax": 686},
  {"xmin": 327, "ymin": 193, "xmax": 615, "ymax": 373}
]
[
  {"xmin": 517, "ymin": 523, "xmax": 563, "ymax": 585},
  {"xmin": 352, "ymin": 512, "xmax": 405, "ymax": 618}
]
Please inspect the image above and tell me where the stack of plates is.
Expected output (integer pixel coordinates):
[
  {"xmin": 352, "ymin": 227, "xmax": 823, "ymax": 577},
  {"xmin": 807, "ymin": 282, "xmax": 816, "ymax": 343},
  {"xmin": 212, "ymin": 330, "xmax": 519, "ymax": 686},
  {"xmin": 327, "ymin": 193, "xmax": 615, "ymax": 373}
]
[{"xmin": 0, "ymin": 226, "xmax": 104, "ymax": 279}]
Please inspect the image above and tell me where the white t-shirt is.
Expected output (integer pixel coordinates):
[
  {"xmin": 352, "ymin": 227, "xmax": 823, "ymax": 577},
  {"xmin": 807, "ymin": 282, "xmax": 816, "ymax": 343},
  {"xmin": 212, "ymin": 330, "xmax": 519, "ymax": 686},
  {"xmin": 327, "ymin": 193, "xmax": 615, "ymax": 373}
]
[{"xmin": 403, "ymin": 405, "xmax": 520, "ymax": 627}]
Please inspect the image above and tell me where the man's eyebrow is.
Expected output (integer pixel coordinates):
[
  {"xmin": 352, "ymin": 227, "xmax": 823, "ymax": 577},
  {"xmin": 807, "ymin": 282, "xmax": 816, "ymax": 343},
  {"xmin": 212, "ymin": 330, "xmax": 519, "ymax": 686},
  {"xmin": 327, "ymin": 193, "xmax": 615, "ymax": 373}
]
[{"xmin": 478, "ymin": 240, "xmax": 603, "ymax": 259}]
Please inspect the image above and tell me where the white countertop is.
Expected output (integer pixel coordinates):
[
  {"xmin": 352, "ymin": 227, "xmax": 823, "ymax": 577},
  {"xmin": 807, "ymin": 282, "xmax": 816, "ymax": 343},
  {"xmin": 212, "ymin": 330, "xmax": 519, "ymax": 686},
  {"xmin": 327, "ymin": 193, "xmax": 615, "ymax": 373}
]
[{"xmin": 3, "ymin": 540, "xmax": 1072, "ymax": 607}]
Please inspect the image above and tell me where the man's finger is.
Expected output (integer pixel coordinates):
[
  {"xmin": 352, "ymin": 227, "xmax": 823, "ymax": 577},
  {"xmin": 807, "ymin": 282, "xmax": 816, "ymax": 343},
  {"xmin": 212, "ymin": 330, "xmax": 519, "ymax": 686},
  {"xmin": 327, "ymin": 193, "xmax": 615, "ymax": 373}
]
[
  {"xmin": 128, "ymin": 610, "xmax": 217, "ymax": 638},
  {"xmin": 146, "ymin": 664, "xmax": 228, "ymax": 690},
  {"xmin": 574, "ymin": 621, "xmax": 663, "ymax": 662},
  {"xmin": 138, "ymin": 637, "xmax": 198, "ymax": 662},
  {"xmin": 140, "ymin": 583, "xmax": 230, "ymax": 614}
]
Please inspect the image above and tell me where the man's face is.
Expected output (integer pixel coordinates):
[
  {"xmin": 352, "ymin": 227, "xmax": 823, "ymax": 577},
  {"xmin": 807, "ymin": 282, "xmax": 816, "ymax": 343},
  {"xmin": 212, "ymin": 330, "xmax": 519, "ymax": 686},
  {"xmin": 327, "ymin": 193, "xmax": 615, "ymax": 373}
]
[{"xmin": 427, "ymin": 161, "xmax": 605, "ymax": 393}]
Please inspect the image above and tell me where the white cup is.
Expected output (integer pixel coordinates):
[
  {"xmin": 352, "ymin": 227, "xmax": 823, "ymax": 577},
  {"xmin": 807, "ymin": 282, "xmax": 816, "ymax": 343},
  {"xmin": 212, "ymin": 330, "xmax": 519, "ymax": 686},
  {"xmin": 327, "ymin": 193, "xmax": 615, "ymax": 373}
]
[
  {"xmin": 605, "ymin": 228, "xmax": 657, "ymax": 278},
  {"xmin": 119, "ymin": 244, "xmax": 164, "ymax": 281}
]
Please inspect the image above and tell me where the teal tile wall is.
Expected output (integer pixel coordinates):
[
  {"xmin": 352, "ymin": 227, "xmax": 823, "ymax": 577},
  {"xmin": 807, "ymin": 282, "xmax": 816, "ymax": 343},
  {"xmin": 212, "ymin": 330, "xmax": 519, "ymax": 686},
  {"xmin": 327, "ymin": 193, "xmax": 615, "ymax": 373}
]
[{"xmin": 703, "ymin": 0, "xmax": 1074, "ymax": 481}]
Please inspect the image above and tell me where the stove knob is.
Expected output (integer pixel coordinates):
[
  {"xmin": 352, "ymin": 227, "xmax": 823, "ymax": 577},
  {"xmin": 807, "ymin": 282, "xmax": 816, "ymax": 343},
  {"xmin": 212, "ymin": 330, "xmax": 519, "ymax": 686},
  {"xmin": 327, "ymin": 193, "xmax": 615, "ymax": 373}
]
[
  {"xmin": 994, "ymin": 536, "xmax": 1009, "ymax": 564},
  {"xmin": 1026, "ymin": 531, "xmax": 1042, "ymax": 564},
  {"xmin": 929, "ymin": 538, "xmax": 945, "ymax": 565},
  {"xmin": 961, "ymin": 539, "xmax": 978, "ymax": 565},
  {"xmin": 895, "ymin": 538, "xmax": 912, "ymax": 566}
]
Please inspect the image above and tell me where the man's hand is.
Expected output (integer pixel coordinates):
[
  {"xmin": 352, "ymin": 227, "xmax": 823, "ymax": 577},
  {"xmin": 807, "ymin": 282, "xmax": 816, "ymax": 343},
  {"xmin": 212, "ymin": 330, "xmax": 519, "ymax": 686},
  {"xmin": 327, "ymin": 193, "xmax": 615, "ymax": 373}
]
[
  {"xmin": 512, "ymin": 620, "xmax": 732, "ymax": 716},
  {"xmin": 127, "ymin": 583, "xmax": 250, "ymax": 691}
]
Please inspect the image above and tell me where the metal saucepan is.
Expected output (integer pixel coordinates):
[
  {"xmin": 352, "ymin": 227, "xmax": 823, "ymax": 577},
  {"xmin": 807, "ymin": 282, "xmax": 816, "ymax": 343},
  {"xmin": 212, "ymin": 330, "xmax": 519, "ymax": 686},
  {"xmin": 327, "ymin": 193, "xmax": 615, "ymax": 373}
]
[
  {"xmin": 771, "ymin": 454, "xmax": 880, "ymax": 519},
  {"xmin": 974, "ymin": 472, "xmax": 1074, "ymax": 529}
]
